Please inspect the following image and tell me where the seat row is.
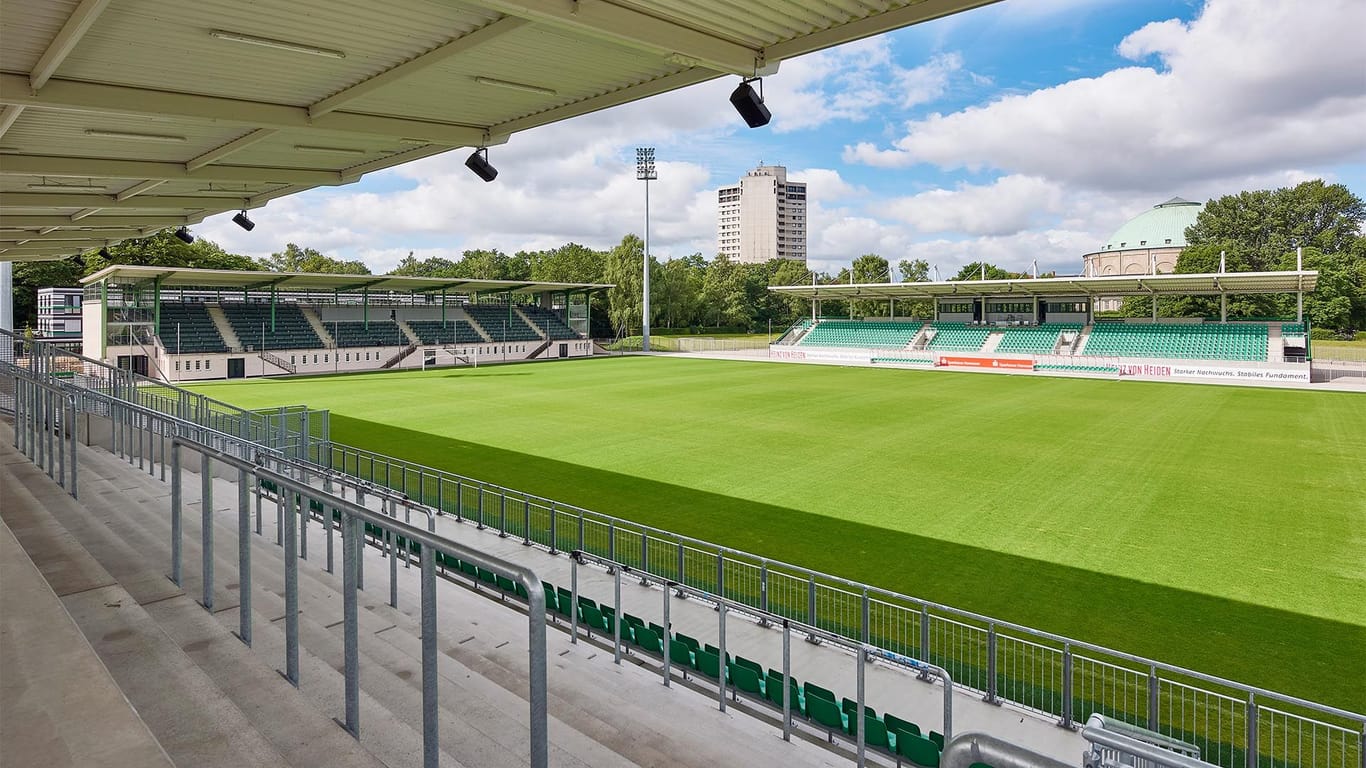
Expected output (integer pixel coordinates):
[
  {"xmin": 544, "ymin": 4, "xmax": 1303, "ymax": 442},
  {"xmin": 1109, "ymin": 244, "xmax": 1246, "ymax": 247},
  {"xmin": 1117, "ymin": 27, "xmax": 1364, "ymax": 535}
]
[{"xmin": 537, "ymin": 579, "xmax": 954, "ymax": 768}]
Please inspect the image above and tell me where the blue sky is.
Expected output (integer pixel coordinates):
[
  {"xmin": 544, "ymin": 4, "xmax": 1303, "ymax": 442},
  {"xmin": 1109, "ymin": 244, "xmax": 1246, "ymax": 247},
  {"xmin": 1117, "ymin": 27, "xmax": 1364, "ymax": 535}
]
[{"xmin": 198, "ymin": 0, "xmax": 1366, "ymax": 279}]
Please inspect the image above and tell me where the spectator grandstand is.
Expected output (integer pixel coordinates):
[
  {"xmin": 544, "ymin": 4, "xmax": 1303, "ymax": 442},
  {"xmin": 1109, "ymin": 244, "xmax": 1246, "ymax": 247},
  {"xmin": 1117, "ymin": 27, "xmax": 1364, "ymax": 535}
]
[
  {"xmin": 797, "ymin": 320, "xmax": 924, "ymax": 348},
  {"xmin": 1082, "ymin": 322, "xmax": 1268, "ymax": 361},
  {"xmin": 330, "ymin": 320, "xmax": 407, "ymax": 348},
  {"xmin": 157, "ymin": 302, "xmax": 228, "ymax": 354},
  {"xmin": 465, "ymin": 303, "xmax": 542, "ymax": 342},
  {"xmin": 407, "ymin": 319, "xmax": 486, "ymax": 345},
  {"xmin": 220, "ymin": 302, "xmax": 323, "ymax": 351},
  {"xmin": 995, "ymin": 324, "xmax": 1082, "ymax": 355},
  {"xmin": 925, "ymin": 322, "xmax": 991, "ymax": 352},
  {"xmin": 74, "ymin": 267, "xmax": 608, "ymax": 381},
  {"xmin": 520, "ymin": 305, "xmax": 583, "ymax": 340}
]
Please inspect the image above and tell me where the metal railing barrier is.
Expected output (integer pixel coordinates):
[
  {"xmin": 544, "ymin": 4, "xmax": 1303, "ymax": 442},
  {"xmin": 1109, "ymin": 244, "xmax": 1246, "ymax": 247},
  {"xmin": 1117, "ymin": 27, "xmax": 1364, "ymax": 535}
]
[
  {"xmin": 1084, "ymin": 713, "xmax": 1222, "ymax": 768},
  {"xmin": 171, "ymin": 434, "xmax": 548, "ymax": 768},
  {"xmin": 570, "ymin": 549, "xmax": 953, "ymax": 768},
  {"xmin": 942, "ymin": 732, "xmax": 1071, "ymax": 768}
]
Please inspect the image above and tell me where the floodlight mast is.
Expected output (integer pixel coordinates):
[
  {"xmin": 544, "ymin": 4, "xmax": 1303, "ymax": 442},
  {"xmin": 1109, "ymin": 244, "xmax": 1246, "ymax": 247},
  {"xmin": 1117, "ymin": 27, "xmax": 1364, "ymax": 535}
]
[{"xmin": 636, "ymin": 148, "xmax": 657, "ymax": 353}]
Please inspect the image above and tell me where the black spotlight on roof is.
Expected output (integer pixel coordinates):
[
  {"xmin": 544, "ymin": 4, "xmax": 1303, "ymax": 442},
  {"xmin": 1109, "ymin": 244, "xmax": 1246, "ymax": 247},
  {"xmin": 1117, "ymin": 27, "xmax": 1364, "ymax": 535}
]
[
  {"xmin": 232, "ymin": 209, "xmax": 255, "ymax": 231},
  {"xmin": 174, "ymin": 227, "xmax": 194, "ymax": 244},
  {"xmin": 464, "ymin": 147, "xmax": 498, "ymax": 182},
  {"xmin": 730, "ymin": 77, "xmax": 771, "ymax": 129},
  {"xmin": 99, "ymin": 247, "xmax": 111, "ymax": 259}
]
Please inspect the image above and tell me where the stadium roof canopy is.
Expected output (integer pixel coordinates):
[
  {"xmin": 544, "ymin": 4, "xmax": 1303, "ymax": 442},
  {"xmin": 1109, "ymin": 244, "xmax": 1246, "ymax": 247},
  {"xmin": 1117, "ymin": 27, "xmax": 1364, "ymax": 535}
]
[
  {"xmin": 0, "ymin": 0, "xmax": 998, "ymax": 263},
  {"xmin": 80, "ymin": 265, "xmax": 610, "ymax": 295},
  {"xmin": 768, "ymin": 271, "xmax": 1320, "ymax": 300}
]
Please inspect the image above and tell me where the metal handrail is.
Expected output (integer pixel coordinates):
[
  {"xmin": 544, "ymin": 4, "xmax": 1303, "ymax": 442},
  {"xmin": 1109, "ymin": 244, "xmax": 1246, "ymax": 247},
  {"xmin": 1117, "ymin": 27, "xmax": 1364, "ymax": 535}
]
[
  {"xmin": 172, "ymin": 434, "xmax": 548, "ymax": 768},
  {"xmin": 569, "ymin": 549, "xmax": 953, "ymax": 768},
  {"xmin": 942, "ymin": 732, "xmax": 1070, "ymax": 768},
  {"xmin": 318, "ymin": 438, "xmax": 1365, "ymax": 728}
]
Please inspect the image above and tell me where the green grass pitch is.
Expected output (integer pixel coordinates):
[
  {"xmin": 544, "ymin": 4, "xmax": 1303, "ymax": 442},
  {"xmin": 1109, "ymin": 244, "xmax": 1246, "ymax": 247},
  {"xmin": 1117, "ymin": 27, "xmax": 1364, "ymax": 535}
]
[{"xmin": 189, "ymin": 356, "xmax": 1366, "ymax": 710}]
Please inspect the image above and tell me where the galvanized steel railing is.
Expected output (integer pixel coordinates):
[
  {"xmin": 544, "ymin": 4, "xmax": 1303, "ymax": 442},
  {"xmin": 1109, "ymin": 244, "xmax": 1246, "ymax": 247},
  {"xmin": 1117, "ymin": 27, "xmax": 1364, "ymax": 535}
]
[
  {"xmin": 4, "ymin": 328, "xmax": 1361, "ymax": 768},
  {"xmin": 312, "ymin": 438, "xmax": 1365, "ymax": 768}
]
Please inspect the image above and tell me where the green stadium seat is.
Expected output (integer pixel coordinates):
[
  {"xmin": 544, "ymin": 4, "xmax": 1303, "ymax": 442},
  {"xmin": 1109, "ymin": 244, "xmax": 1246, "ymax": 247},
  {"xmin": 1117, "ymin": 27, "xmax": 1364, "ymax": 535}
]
[
  {"xmin": 695, "ymin": 649, "xmax": 722, "ymax": 681},
  {"xmin": 729, "ymin": 662, "xmax": 764, "ymax": 698},
  {"xmin": 804, "ymin": 682, "xmax": 835, "ymax": 703},
  {"xmin": 806, "ymin": 694, "xmax": 846, "ymax": 739},
  {"xmin": 676, "ymin": 632, "xmax": 700, "ymax": 652},
  {"xmin": 633, "ymin": 626, "xmax": 663, "ymax": 655},
  {"xmin": 864, "ymin": 715, "xmax": 891, "ymax": 749},
  {"xmin": 899, "ymin": 733, "xmax": 941, "ymax": 767},
  {"xmin": 886, "ymin": 713, "xmax": 920, "ymax": 738},
  {"xmin": 669, "ymin": 639, "xmax": 695, "ymax": 675}
]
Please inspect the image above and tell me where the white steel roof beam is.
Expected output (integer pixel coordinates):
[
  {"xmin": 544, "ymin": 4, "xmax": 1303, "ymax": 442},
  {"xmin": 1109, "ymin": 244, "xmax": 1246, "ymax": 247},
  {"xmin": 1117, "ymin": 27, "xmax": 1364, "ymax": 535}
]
[
  {"xmin": 186, "ymin": 129, "xmax": 279, "ymax": 171},
  {"xmin": 0, "ymin": 154, "xmax": 346, "ymax": 185},
  {"xmin": 0, "ymin": 74, "xmax": 490, "ymax": 145},
  {"xmin": 30, "ymin": 0, "xmax": 114, "ymax": 90},
  {"xmin": 0, "ymin": 105, "xmax": 23, "ymax": 139},
  {"xmin": 458, "ymin": 0, "xmax": 761, "ymax": 74},
  {"xmin": 310, "ymin": 17, "xmax": 528, "ymax": 119},
  {"xmin": 115, "ymin": 180, "xmax": 167, "ymax": 201},
  {"xmin": 765, "ymin": 0, "xmax": 1002, "ymax": 61},
  {"xmin": 0, "ymin": 192, "xmax": 249, "ymax": 209},
  {"xmin": 0, "ymin": 214, "xmax": 193, "ymax": 228},
  {"xmin": 492, "ymin": 67, "xmax": 717, "ymax": 135}
]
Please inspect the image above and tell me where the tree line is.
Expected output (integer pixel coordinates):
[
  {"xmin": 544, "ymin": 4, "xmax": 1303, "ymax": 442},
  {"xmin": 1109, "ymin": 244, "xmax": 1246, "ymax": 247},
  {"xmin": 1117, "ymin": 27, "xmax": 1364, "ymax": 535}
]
[{"xmin": 11, "ymin": 179, "xmax": 1364, "ymax": 338}]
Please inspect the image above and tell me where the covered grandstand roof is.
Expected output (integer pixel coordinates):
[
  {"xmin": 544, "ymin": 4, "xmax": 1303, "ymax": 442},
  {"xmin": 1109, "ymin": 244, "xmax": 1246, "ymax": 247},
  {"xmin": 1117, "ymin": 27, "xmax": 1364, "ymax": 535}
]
[
  {"xmin": 80, "ymin": 265, "xmax": 610, "ymax": 295},
  {"xmin": 1, "ymin": 0, "xmax": 998, "ymax": 262},
  {"xmin": 768, "ymin": 271, "xmax": 1319, "ymax": 300}
]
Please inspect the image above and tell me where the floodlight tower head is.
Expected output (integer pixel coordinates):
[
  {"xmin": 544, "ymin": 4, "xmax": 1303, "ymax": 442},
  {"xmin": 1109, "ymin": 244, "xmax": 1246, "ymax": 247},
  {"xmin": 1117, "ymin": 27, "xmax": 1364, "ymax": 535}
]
[{"xmin": 635, "ymin": 147, "xmax": 657, "ymax": 181}]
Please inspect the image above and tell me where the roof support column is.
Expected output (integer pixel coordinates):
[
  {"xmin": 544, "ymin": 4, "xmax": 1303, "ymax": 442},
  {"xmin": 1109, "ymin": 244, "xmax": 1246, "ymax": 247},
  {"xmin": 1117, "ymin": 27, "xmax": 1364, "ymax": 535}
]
[
  {"xmin": 441, "ymin": 289, "xmax": 446, "ymax": 325},
  {"xmin": 1151, "ymin": 295, "xmax": 1157, "ymax": 322},
  {"xmin": 363, "ymin": 288, "xmax": 369, "ymax": 331},
  {"xmin": 270, "ymin": 285, "xmax": 277, "ymax": 333},
  {"xmin": 1221, "ymin": 294, "xmax": 1227, "ymax": 323},
  {"xmin": 99, "ymin": 280, "xmax": 108, "ymax": 360},
  {"xmin": 153, "ymin": 276, "xmax": 161, "ymax": 330}
]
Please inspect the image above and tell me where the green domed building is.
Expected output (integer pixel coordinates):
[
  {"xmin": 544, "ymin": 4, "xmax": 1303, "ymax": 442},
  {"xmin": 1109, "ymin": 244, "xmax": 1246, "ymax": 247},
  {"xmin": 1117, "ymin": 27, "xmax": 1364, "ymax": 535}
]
[{"xmin": 1082, "ymin": 197, "xmax": 1204, "ymax": 310}]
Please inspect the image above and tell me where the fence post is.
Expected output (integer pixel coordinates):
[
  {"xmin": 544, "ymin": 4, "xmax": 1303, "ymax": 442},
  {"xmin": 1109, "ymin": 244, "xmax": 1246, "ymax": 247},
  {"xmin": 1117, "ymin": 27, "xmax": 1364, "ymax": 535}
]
[
  {"xmin": 477, "ymin": 487, "xmax": 485, "ymax": 530},
  {"xmin": 920, "ymin": 604, "xmax": 931, "ymax": 665},
  {"xmin": 420, "ymin": 544, "xmax": 439, "ymax": 768},
  {"xmin": 499, "ymin": 493, "xmax": 507, "ymax": 537},
  {"xmin": 985, "ymin": 623, "xmax": 998, "ymax": 704},
  {"xmin": 436, "ymin": 476, "xmax": 444, "ymax": 516},
  {"xmin": 1060, "ymin": 642, "xmax": 1074, "ymax": 729},
  {"xmin": 548, "ymin": 504, "xmax": 558, "ymax": 555},
  {"xmin": 759, "ymin": 562, "xmax": 769, "ymax": 627},
  {"xmin": 608, "ymin": 521, "xmax": 616, "ymax": 564},
  {"xmin": 1246, "ymin": 692, "xmax": 1258, "ymax": 768},
  {"xmin": 613, "ymin": 566, "xmax": 622, "ymax": 665},
  {"xmin": 857, "ymin": 642, "xmax": 867, "ymax": 768},
  {"xmin": 200, "ymin": 452, "xmax": 214, "ymax": 610},
  {"xmin": 170, "ymin": 442, "xmax": 182, "ymax": 586},
  {"xmin": 676, "ymin": 541, "xmax": 684, "ymax": 589},
  {"xmin": 340, "ymin": 512, "xmax": 360, "ymax": 737},
  {"xmin": 570, "ymin": 555, "xmax": 579, "ymax": 645},
  {"xmin": 522, "ymin": 496, "xmax": 531, "ymax": 545},
  {"xmin": 782, "ymin": 621, "xmax": 792, "ymax": 742},
  {"xmin": 662, "ymin": 581, "xmax": 671, "ymax": 687},
  {"xmin": 455, "ymin": 480, "xmax": 463, "ymax": 521},
  {"xmin": 861, "ymin": 586, "xmax": 870, "ymax": 645},
  {"xmin": 1148, "ymin": 664, "xmax": 1159, "ymax": 730},
  {"xmin": 807, "ymin": 574, "xmax": 818, "ymax": 643},
  {"xmin": 718, "ymin": 603, "xmax": 728, "ymax": 713},
  {"xmin": 640, "ymin": 532, "xmax": 649, "ymax": 585},
  {"xmin": 236, "ymin": 468, "xmax": 252, "ymax": 646},
  {"xmin": 715, "ymin": 551, "xmax": 724, "ymax": 599},
  {"xmin": 577, "ymin": 513, "xmax": 584, "ymax": 552},
  {"xmin": 281, "ymin": 483, "xmax": 299, "ymax": 687}
]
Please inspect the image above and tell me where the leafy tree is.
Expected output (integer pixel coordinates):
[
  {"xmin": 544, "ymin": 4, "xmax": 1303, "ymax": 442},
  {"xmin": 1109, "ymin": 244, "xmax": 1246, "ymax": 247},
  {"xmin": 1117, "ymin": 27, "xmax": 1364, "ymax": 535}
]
[
  {"xmin": 258, "ymin": 243, "xmax": 369, "ymax": 274},
  {"xmin": 896, "ymin": 258, "xmax": 934, "ymax": 319},
  {"xmin": 655, "ymin": 255, "xmax": 703, "ymax": 329},
  {"xmin": 849, "ymin": 253, "xmax": 891, "ymax": 318},
  {"xmin": 952, "ymin": 261, "xmax": 1014, "ymax": 281},
  {"xmin": 604, "ymin": 235, "xmax": 645, "ymax": 335},
  {"xmin": 389, "ymin": 252, "xmax": 459, "ymax": 277},
  {"xmin": 525, "ymin": 243, "xmax": 605, "ymax": 284}
]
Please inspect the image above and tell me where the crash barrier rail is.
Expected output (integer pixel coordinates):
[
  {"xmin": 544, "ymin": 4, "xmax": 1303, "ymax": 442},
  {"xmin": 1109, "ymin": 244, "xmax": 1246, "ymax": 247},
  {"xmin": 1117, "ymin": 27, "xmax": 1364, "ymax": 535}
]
[
  {"xmin": 312, "ymin": 437, "xmax": 1365, "ymax": 768},
  {"xmin": 170, "ymin": 433, "xmax": 549, "ymax": 768},
  {"xmin": 567, "ymin": 549, "xmax": 953, "ymax": 768}
]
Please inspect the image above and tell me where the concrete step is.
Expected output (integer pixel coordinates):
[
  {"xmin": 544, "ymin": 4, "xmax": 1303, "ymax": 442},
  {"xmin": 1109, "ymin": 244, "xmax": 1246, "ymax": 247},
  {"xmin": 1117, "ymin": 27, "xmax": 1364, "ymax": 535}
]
[
  {"xmin": 0, "ymin": 460, "xmax": 292, "ymax": 768},
  {"xmin": 0, "ymin": 515, "xmax": 174, "ymax": 768},
  {"xmin": 1, "ymin": 440, "xmax": 388, "ymax": 768},
  {"xmin": 68, "ymin": 437, "xmax": 860, "ymax": 767}
]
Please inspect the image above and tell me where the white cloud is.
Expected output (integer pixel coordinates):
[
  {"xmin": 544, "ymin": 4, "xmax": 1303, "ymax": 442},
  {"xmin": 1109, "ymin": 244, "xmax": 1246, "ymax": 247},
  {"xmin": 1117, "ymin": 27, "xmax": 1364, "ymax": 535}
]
[
  {"xmin": 876, "ymin": 175, "xmax": 1065, "ymax": 236},
  {"xmin": 844, "ymin": 0, "xmax": 1366, "ymax": 194}
]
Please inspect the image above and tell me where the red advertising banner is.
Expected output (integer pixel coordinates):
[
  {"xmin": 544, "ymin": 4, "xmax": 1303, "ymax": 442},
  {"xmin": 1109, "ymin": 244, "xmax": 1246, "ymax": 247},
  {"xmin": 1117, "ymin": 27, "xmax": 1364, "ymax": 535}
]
[{"xmin": 935, "ymin": 356, "xmax": 1035, "ymax": 371}]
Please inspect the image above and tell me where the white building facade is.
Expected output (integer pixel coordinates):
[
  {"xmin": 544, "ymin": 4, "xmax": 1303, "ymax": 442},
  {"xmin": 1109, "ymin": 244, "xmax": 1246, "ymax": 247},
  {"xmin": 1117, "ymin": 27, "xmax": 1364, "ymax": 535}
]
[
  {"xmin": 37, "ymin": 287, "xmax": 83, "ymax": 341},
  {"xmin": 717, "ymin": 165, "xmax": 807, "ymax": 264}
]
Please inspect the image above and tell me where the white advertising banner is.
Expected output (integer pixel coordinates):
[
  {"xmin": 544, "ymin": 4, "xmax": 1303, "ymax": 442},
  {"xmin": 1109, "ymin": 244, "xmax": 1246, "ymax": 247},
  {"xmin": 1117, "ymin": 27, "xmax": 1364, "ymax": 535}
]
[
  {"xmin": 769, "ymin": 346, "xmax": 872, "ymax": 364},
  {"xmin": 1118, "ymin": 362, "xmax": 1310, "ymax": 383}
]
